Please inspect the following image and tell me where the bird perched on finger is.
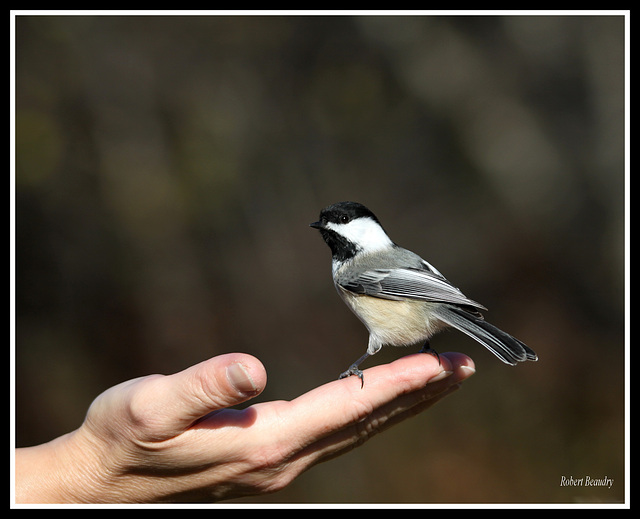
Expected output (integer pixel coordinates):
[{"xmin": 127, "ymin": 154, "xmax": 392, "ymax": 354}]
[{"xmin": 310, "ymin": 201, "xmax": 537, "ymax": 387}]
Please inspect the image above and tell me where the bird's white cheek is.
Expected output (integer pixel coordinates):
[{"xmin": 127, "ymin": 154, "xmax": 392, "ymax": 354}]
[{"xmin": 325, "ymin": 218, "xmax": 393, "ymax": 252}]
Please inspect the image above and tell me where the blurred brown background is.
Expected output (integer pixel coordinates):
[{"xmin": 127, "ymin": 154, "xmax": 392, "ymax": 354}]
[{"xmin": 13, "ymin": 14, "xmax": 627, "ymax": 504}]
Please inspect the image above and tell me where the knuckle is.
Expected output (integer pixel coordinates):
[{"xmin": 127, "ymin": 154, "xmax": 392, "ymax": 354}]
[{"xmin": 121, "ymin": 375, "xmax": 170, "ymax": 442}]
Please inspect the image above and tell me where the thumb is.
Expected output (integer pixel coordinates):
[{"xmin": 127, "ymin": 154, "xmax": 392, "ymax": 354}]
[{"xmin": 124, "ymin": 353, "xmax": 267, "ymax": 440}]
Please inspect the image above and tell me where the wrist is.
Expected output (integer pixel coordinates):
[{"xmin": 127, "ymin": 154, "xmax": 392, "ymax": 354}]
[{"xmin": 15, "ymin": 428, "xmax": 113, "ymax": 504}]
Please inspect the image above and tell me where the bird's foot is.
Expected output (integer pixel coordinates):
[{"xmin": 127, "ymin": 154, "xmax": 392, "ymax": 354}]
[{"xmin": 339, "ymin": 365, "xmax": 365, "ymax": 388}]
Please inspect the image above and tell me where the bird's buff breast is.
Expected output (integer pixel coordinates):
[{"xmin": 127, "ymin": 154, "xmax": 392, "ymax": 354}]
[{"xmin": 337, "ymin": 288, "xmax": 446, "ymax": 349}]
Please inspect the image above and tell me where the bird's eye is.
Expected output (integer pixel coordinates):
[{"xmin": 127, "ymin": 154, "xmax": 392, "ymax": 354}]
[{"xmin": 340, "ymin": 215, "xmax": 349, "ymax": 223}]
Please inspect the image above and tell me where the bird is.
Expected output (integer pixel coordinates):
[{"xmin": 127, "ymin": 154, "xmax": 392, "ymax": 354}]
[{"xmin": 310, "ymin": 201, "xmax": 537, "ymax": 387}]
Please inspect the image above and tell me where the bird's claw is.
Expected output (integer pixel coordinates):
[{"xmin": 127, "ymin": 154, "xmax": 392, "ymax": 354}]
[{"xmin": 339, "ymin": 365, "xmax": 365, "ymax": 389}]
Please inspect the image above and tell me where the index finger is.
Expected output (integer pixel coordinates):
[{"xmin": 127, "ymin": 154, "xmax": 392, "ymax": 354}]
[{"xmin": 283, "ymin": 352, "xmax": 474, "ymax": 441}]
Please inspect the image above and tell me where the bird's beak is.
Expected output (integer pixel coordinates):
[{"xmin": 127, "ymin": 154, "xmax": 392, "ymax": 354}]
[{"xmin": 309, "ymin": 221, "xmax": 323, "ymax": 229}]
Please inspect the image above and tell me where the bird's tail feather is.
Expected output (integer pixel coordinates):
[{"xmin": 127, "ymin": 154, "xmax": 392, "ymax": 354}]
[{"xmin": 434, "ymin": 305, "xmax": 537, "ymax": 365}]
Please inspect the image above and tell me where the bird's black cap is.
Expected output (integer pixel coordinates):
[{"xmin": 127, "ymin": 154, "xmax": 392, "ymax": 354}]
[{"xmin": 310, "ymin": 201, "xmax": 380, "ymax": 229}]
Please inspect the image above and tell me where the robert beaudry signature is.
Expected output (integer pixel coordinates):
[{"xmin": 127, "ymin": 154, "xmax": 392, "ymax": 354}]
[{"xmin": 560, "ymin": 475, "xmax": 614, "ymax": 489}]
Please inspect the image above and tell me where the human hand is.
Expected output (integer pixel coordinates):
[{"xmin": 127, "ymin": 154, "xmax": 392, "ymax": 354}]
[{"xmin": 14, "ymin": 351, "xmax": 475, "ymax": 503}]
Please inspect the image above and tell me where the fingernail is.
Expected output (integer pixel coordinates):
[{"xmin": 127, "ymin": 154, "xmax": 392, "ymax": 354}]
[
  {"xmin": 459, "ymin": 365, "xmax": 476, "ymax": 377},
  {"xmin": 427, "ymin": 370, "xmax": 453, "ymax": 383},
  {"xmin": 226, "ymin": 363, "xmax": 257, "ymax": 394}
]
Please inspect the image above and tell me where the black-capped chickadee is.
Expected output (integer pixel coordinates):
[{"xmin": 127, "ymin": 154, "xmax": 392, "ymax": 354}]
[{"xmin": 310, "ymin": 201, "xmax": 537, "ymax": 387}]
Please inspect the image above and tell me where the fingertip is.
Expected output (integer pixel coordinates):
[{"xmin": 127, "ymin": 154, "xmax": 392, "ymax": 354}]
[
  {"xmin": 218, "ymin": 353, "xmax": 268, "ymax": 396},
  {"xmin": 179, "ymin": 353, "xmax": 267, "ymax": 415},
  {"xmin": 381, "ymin": 351, "xmax": 475, "ymax": 388},
  {"xmin": 439, "ymin": 352, "xmax": 475, "ymax": 372},
  {"xmin": 226, "ymin": 362, "xmax": 264, "ymax": 396}
]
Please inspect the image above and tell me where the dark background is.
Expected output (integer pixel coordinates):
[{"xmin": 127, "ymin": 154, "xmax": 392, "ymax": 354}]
[{"xmin": 14, "ymin": 14, "xmax": 627, "ymax": 504}]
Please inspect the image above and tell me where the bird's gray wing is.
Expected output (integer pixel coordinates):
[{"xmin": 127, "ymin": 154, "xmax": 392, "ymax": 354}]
[{"xmin": 339, "ymin": 267, "xmax": 487, "ymax": 311}]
